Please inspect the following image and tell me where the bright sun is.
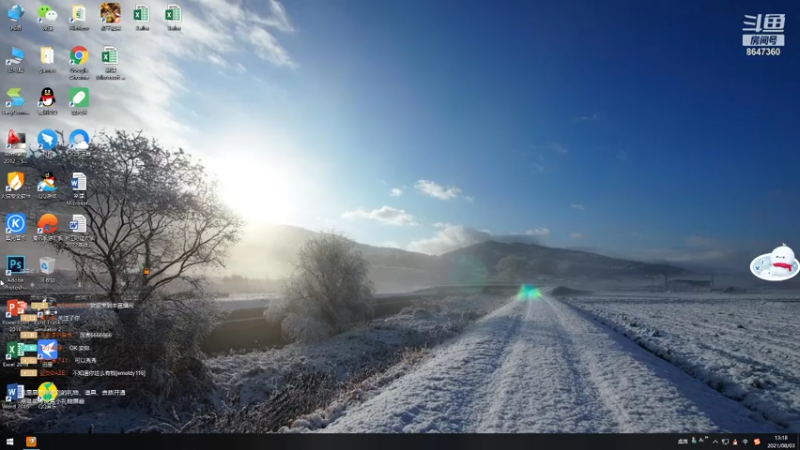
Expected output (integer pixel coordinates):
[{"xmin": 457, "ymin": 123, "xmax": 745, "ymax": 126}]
[{"xmin": 218, "ymin": 165, "xmax": 297, "ymax": 225}]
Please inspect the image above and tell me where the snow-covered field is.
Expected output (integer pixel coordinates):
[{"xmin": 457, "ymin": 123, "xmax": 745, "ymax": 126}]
[
  {"xmin": 312, "ymin": 291, "xmax": 784, "ymax": 433},
  {"xmin": 214, "ymin": 291, "xmax": 430, "ymax": 312},
  {"xmin": 564, "ymin": 293, "xmax": 800, "ymax": 431}
]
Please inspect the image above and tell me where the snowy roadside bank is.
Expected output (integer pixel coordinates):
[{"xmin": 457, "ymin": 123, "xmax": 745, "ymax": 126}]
[
  {"xmin": 179, "ymin": 294, "xmax": 509, "ymax": 433},
  {"xmin": 565, "ymin": 296, "xmax": 800, "ymax": 431}
]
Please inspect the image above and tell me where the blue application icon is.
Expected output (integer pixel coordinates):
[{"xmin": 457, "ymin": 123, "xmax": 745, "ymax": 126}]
[
  {"xmin": 37, "ymin": 129, "xmax": 58, "ymax": 150},
  {"xmin": 6, "ymin": 47, "xmax": 24, "ymax": 65},
  {"xmin": 5, "ymin": 255, "xmax": 26, "ymax": 274},
  {"xmin": 8, "ymin": 4, "xmax": 24, "ymax": 22},
  {"xmin": 69, "ymin": 129, "xmax": 90, "ymax": 150},
  {"xmin": 5, "ymin": 213, "xmax": 26, "ymax": 234},
  {"xmin": 6, "ymin": 383, "xmax": 24, "ymax": 401},
  {"xmin": 37, "ymin": 339, "xmax": 58, "ymax": 360}
]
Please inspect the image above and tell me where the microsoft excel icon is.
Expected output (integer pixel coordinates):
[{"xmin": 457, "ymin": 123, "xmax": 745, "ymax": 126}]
[
  {"xmin": 134, "ymin": 4, "xmax": 150, "ymax": 22},
  {"xmin": 165, "ymin": 4, "xmax": 181, "ymax": 22}
]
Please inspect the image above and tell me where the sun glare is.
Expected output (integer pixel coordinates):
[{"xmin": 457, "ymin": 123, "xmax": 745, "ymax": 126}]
[{"xmin": 217, "ymin": 164, "xmax": 298, "ymax": 225}]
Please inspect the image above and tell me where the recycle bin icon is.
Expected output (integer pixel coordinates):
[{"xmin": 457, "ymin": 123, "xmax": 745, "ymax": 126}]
[{"xmin": 39, "ymin": 257, "xmax": 55, "ymax": 275}]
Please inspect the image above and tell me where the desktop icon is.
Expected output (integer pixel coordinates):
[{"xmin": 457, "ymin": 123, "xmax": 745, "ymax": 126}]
[
  {"xmin": 37, "ymin": 129, "xmax": 58, "ymax": 150},
  {"xmin": 101, "ymin": 3, "xmax": 121, "ymax": 23},
  {"xmin": 6, "ymin": 255, "xmax": 26, "ymax": 275},
  {"xmin": 39, "ymin": 87, "xmax": 56, "ymax": 107},
  {"xmin": 69, "ymin": 129, "xmax": 90, "ymax": 150},
  {"xmin": 5, "ymin": 212, "xmax": 26, "ymax": 234},
  {"xmin": 754, "ymin": 438, "xmax": 761, "ymax": 446},
  {"xmin": 41, "ymin": 46, "xmax": 54, "ymax": 64},
  {"xmin": 70, "ymin": 214, "xmax": 87, "ymax": 233},
  {"xmin": 25, "ymin": 437, "xmax": 36, "ymax": 448},
  {"xmin": 134, "ymin": 4, "xmax": 150, "ymax": 22},
  {"xmin": 37, "ymin": 213, "xmax": 58, "ymax": 234},
  {"xmin": 6, "ymin": 383, "xmax": 24, "ymax": 402},
  {"xmin": 8, "ymin": 4, "xmax": 23, "ymax": 22},
  {"xmin": 6, "ymin": 47, "xmax": 24, "ymax": 65},
  {"xmin": 102, "ymin": 46, "xmax": 119, "ymax": 64},
  {"xmin": 6, "ymin": 299, "xmax": 27, "ymax": 317},
  {"xmin": 165, "ymin": 4, "xmax": 181, "ymax": 22},
  {"xmin": 37, "ymin": 172, "xmax": 57, "ymax": 192},
  {"xmin": 38, "ymin": 5, "xmax": 57, "ymax": 22},
  {"xmin": 37, "ymin": 340, "xmax": 58, "ymax": 360},
  {"xmin": 7, "ymin": 172, "xmax": 24, "ymax": 191},
  {"xmin": 71, "ymin": 4, "xmax": 86, "ymax": 22},
  {"xmin": 71, "ymin": 172, "xmax": 87, "ymax": 191},
  {"xmin": 39, "ymin": 257, "xmax": 55, "ymax": 275},
  {"xmin": 7, "ymin": 129, "xmax": 26, "ymax": 150},
  {"xmin": 69, "ymin": 87, "xmax": 89, "ymax": 108},
  {"xmin": 5, "ymin": 88, "xmax": 24, "ymax": 107},
  {"xmin": 38, "ymin": 382, "xmax": 58, "ymax": 402},
  {"xmin": 69, "ymin": 46, "xmax": 89, "ymax": 65}
]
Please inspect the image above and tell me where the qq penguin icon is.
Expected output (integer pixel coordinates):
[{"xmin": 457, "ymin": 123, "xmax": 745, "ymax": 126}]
[{"xmin": 751, "ymin": 244, "xmax": 799, "ymax": 282}]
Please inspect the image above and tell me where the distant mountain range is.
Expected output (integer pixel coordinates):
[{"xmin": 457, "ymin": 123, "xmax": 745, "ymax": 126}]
[{"xmin": 225, "ymin": 224, "xmax": 685, "ymax": 291}]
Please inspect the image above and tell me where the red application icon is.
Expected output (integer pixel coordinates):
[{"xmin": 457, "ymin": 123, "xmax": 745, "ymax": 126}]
[
  {"xmin": 7, "ymin": 299, "xmax": 28, "ymax": 316},
  {"xmin": 37, "ymin": 213, "xmax": 58, "ymax": 234},
  {"xmin": 8, "ymin": 129, "xmax": 22, "ymax": 144}
]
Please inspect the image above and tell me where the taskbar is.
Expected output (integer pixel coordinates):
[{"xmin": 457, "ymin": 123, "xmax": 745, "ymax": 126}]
[{"xmin": 1, "ymin": 433, "xmax": 798, "ymax": 450}]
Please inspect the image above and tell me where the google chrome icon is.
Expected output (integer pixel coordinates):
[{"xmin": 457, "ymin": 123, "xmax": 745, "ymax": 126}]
[{"xmin": 70, "ymin": 46, "xmax": 89, "ymax": 65}]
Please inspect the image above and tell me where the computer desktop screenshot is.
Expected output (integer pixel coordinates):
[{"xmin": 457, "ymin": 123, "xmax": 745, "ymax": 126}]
[{"xmin": 1, "ymin": 2, "xmax": 799, "ymax": 450}]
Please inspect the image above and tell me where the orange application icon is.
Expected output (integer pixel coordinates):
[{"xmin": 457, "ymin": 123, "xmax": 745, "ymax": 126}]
[
  {"xmin": 37, "ymin": 213, "xmax": 58, "ymax": 234},
  {"xmin": 754, "ymin": 438, "xmax": 761, "ymax": 446},
  {"xmin": 7, "ymin": 171, "xmax": 25, "ymax": 190},
  {"xmin": 26, "ymin": 436, "xmax": 36, "ymax": 447}
]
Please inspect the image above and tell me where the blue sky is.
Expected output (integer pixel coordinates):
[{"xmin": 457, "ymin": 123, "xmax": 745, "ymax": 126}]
[{"xmin": 5, "ymin": 0, "xmax": 799, "ymax": 265}]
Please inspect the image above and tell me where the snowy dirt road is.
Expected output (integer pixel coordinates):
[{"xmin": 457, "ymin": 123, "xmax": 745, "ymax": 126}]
[{"xmin": 322, "ymin": 295, "xmax": 782, "ymax": 433}]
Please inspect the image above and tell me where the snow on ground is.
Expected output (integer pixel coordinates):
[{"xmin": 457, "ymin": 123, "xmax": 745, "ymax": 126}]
[
  {"xmin": 214, "ymin": 291, "xmax": 431, "ymax": 312},
  {"xmin": 205, "ymin": 294, "xmax": 505, "ymax": 408},
  {"xmin": 564, "ymin": 294, "xmax": 800, "ymax": 431},
  {"xmin": 318, "ymin": 292, "xmax": 781, "ymax": 433}
]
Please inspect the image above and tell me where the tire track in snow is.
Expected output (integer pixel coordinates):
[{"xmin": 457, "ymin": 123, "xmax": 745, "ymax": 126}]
[
  {"xmin": 469, "ymin": 299, "xmax": 620, "ymax": 432},
  {"xmin": 322, "ymin": 295, "xmax": 780, "ymax": 433}
]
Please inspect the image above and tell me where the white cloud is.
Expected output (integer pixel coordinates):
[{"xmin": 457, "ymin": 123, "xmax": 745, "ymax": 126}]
[
  {"xmin": 571, "ymin": 233, "xmax": 585, "ymax": 239},
  {"xmin": 408, "ymin": 225, "xmax": 492, "ymax": 254},
  {"xmin": 525, "ymin": 228, "xmax": 550, "ymax": 237},
  {"xmin": 570, "ymin": 204, "xmax": 585, "ymax": 210},
  {"xmin": 254, "ymin": 0, "xmax": 296, "ymax": 33},
  {"xmin": 246, "ymin": 27, "xmax": 297, "ymax": 68},
  {"xmin": 342, "ymin": 206, "xmax": 419, "ymax": 226},
  {"xmin": 464, "ymin": 195, "xmax": 475, "ymax": 202},
  {"xmin": 408, "ymin": 224, "xmax": 546, "ymax": 255},
  {"xmin": 414, "ymin": 180, "xmax": 463, "ymax": 200},
  {"xmin": 389, "ymin": 187, "xmax": 404, "ymax": 197}
]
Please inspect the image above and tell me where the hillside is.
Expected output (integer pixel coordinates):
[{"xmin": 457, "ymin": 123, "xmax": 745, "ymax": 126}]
[
  {"xmin": 224, "ymin": 225, "xmax": 684, "ymax": 290},
  {"xmin": 440, "ymin": 241, "xmax": 685, "ymax": 280}
]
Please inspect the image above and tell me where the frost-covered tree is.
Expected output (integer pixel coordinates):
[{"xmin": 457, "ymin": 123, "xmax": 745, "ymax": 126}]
[{"xmin": 267, "ymin": 231, "xmax": 375, "ymax": 342}]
